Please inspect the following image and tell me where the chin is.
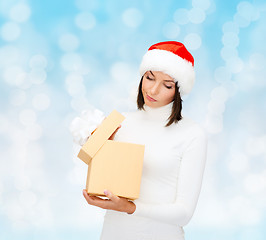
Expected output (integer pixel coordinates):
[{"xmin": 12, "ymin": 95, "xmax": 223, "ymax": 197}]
[{"xmin": 145, "ymin": 101, "xmax": 160, "ymax": 108}]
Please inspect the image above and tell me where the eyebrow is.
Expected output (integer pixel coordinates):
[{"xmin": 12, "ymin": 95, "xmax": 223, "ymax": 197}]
[
  {"xmin": 149, "ymin": 71, "xmax": 155, "ymax": 77},
  {"xmin": 149, "ymin": 71, "xmax": 175, "ymax": 83}
]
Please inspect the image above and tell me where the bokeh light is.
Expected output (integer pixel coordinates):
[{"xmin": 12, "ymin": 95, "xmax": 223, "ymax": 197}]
[
  {"xmin": 184, "ymin": 33, "xmax": 202, "ymax": 50},
  {"xmin": 192, "ymin": 0, "xmax": 211, "ymax": 10},
  {"xmin": 75, "ymin": 12, "xmax": 96, "ymax": 30},
  {"xmin": 1, "ymin": 21, "xmax": 21, "ymax": 41},
  {"xmin": 122, "ymin": 8, "xmax": 143, "ymax": 28},
  {"xmin": 188, "ymin": 8, "xmax": 206, "ymax": 24},
  {"xmin": 29, "ymin": 55, "xmax": 48, "ymax": 69},
  {"xmin": 163, "ymin": 22, "xmax": 180, "ymax": 39},
  {"xmin": 58, "ymin": 33, "xmax": 80, "ymax": 52},
  {"xmin": 9, "ymin": 2, "xmax": 31, "ymax": 23},
  {"xmin": 173, "ymin": 8, "xmax": 189, "ymax": 25}
]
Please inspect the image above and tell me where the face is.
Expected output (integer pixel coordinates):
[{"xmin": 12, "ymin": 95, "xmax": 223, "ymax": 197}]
[{"xmin": 142, "ymin": 71, "xmax": 176, "ymax": 108}]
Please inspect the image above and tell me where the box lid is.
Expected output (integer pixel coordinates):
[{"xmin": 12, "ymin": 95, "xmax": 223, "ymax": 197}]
[{"xmin": 78, "ymin": 110, "xmax": 125, "ymax": 164}]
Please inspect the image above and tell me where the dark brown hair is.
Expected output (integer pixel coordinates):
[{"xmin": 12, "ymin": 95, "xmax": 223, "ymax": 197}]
[{"xmin": 137, "ymin": 77, "xmax": 182, "ymax": 127}]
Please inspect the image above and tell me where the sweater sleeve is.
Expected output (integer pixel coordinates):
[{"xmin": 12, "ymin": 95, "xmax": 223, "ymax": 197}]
[{"xmin": 131, "ymin": 127, "xmax": 208, "ymax": 227}]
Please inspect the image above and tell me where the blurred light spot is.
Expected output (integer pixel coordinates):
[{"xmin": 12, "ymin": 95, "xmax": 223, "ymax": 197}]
[
  {"xmin": 29, "ymin": 55, "xmax": 47, "ymax": 69},
  {"xmin": 211, "ymin": 86, "xmax": 229, "ymax": 102},
  {"xmin": 205, "ymin": 0, "xmax": 216, "ymax": 14},
  {"xmin": 26, "ymin": 124, "xmax": 43, "ymax": 140},
  {"xmin": 234, "ymin": 71, "xmax": 254, "ymax": 90},
  {"xmin": 229, "ymin": 196, "xmax": 261, "ymax": 225},
  {"xmin": 184, "ymin": 33, "xmax": 202, "ymax": 50},
  {"xmin": 0, "ymin": 181, "xmax": 3, "ymax": 194},
  {"xmin": 12, "ymin": 220, "xmax": 28, "ymax": 230},
  {"xmin": 249, "ymin": 53, "xmax": 265, "ymax": 70},
  {"xmin": 207, "ymin": 100, "xmax": 225, "ymax": 115},
  {"xmin": 66, "ymin": 83, "xmax": 85, "ymax": 97},
  {"xmin": 59, "ymin": 33, "xmax": 80, "ymax": 52},
  {"xmin": 33, "ymin": 200, "xmax": 54, "ymax": 227},
  {"xmin": 68, "ymin": 164, "xmax": 87, "ymax": 185},
  {"xmin": 118, "ymin": 43, "xmax": 131, "ymax": 59},
  {"xmin": 233, "ymin": 12, "xmax": 250, "ymax": 28},
  {"xmin": 75, "ymin": 12, "xmax": 96, "ymax": 30},
  {"xmin": 9, "ymin": 89, "xmax": 27, "ymax": 106},
  {"xmin": 192, "ymin": 0, "xmax": 211, "ymax": 10},
  {"xmin": 19, "ymin": 190, "xmax": 37, "ymax": 207},
  {"xmin": 122, "ymin": 8, "xmax": 143, "ymax": 28},
  {"xmin": 71, "ymin": 97, "xmax": 91, "ymax": 112},
  {"xmin": 110, "ymin": 62, "xmax": 134, "ymax": 83},
  {"xmin": 188, "ymin": 8, "xmax": 206, "ymax": 24},
  {"xmin": 220, "ymin": 46, "xmax": 238, "ymax": 61},
  {"xmin": 26, "ymin": 143, "xmax": 44, "ymax": 165},
  {"xmin": 6, "ymin": 203, "xmax": 24, "ymax": 221},
  {"xmin": 1, "ymin": 21, "xmax": 21, "ymax": 41},
  {"xmin": 221, "ymin": 80, "xmax": 238, "ymax": 97},
  {"xmin": 19, "ymin": 109, "xmax": 37, "ymax": 126},
  {"xmin": 14, "ymin": 176, "xmax": 31, "ymax": 191},
  {"xmin": 60, "ymin": 53, "xmax": 83, "ymax": 72},
  {"xmin": 65, "ymin": 73, "xmax": 86, "ymax": 96},
  {"xmin": 222, "ymin": 21, "xmax": 239, "ymax": 34},
  {"xmin": 225, "ymin": 56, "xmax": 244, "ymax": 73},
  {"xmin": 237, "ymin": 1, "xmax": 260, "ymax": 22},
  {"xmin": 29, "ymin": 68, "xmax": 47, "ymax": 84},
  {"xmin": 9, "ymin": 3, "xmax": 31, "ymax": 23},
  {"xmin": 205, "ymin": 114, "xmax": 223, "ymax": 134},
  {"xmin": 244, "ymin": 173, "xmax": 266, "ymax": 194},
  {"xmin": 246, "ymin": 136, "xmax": 266, "ymax": 156},
  {"xmin": 0, "ymin": 115, "xmax": 9, "ymax": 134},
  {"xmin": 162, "ymin": 22, "xmax": 180, "ymax": 39},
  {"xmin": 32, "ymin": 93, "xmax": 50, "ymax": 111},
  {"xmin": 75, "ymin": 0, "xmax": 99, "ymax": 11},
  {"xmin": 240, "ymin": 229, "xmax": 264, "ymax": 240},
  {"xmin": 65, "ymin": 73, "xmax": 83, "ymax": 84},
  {"xmin": 228, "ymin": 152, "xmax": 249, "ymax": 173},
  {"xmin": 222, "ymin": 32, "xmax": 239, "ymax": 48},
  {"xmin": 0, "ymin": 45, "xmax": 19, "ymax": 66},
  {"xmin": 173, "ymin": 8, "xmax": 189, "ymax": 25},
  {"xmin": 3, "ymin": 65, "xmax": 26, "ymax": 86},
  {"xmin": 18, "ymin": 73, "xmax": 32, "ymax": 90}
]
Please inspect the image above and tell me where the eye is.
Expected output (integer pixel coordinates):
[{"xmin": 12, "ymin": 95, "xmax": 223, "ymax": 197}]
[
  {"xmin": 146, "ymin": 75, "xmax": 154, "ymax": 80},
  {"xmin": 165, "ymin": 85, "xmax": 173, "ymax": 89}
]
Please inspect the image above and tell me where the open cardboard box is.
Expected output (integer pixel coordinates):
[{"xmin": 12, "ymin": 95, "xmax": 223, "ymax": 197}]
[{"xmin": 78, "ymin": 110, "xmax": 145, "ymax": 200}]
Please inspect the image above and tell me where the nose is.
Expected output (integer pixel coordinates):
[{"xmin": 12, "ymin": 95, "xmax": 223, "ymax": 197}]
[{"xmin": 150, "ymin": 83, "xmax": 160, "ymax": 95}]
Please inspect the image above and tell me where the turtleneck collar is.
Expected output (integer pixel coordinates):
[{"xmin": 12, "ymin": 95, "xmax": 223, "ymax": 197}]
[{"xmin": 142, "ymin": 101, "xmax": 173, "ymax": 123}]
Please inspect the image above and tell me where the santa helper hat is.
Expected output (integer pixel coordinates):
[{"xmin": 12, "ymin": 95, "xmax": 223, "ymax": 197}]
[{"xmin": 139, "ymin": 41, "xmax": 195, "ymax": 96}]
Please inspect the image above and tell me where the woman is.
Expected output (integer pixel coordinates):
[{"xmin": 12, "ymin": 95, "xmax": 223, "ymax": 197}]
[{"xmin": 82, "ymin": 41, "xmax": 207, "ymax": 240}]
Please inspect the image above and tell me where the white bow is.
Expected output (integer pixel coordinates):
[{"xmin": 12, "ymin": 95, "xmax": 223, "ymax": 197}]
[{"xmin": 69, "ymin": 109, "xmax": 105, "ymax": 146}]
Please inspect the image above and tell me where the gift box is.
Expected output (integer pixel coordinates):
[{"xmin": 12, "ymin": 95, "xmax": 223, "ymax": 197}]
[{"xmin": 78, "ymin": 110, "xmax": 145, "ymax": 200}]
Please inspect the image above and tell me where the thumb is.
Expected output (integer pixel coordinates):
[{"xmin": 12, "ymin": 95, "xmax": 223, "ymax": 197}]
[{"xmin": 104, "ymin": 190, "xmax": 119, "ymax": 202}]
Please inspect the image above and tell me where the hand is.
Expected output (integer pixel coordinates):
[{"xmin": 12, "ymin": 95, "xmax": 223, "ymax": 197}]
[
  {"xmin": 82, "ymin": 189, "xmax": 136, "ymax": 214},
  {"xmin": 109, "ymin": 125, "xmax": 121, "ymax": 140}
]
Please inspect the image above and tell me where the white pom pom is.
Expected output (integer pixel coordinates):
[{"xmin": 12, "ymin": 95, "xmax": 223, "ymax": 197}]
[{"xmin": 69, "ymin": 108, "xmax": 105, "ymax": 146}]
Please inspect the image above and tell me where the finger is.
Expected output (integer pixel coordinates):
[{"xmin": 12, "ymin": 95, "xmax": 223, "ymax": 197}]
[
  {"xmin": 83, "ymin": 189, "xmax": 94, "ymax": 204},
  {"xmin": 104, "ymin": 190, "xmax": 120, "ymax": 203},
  {"xmin": 109, "ymin": 125, "xmax": 121, "ymax": 140},
  {"xmin": 83, "ymin": 190, "xmax": 109, "ymax": 207}
]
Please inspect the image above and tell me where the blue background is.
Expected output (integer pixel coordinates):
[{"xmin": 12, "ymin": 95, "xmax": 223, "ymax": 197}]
[{"xmin": 0, "ymin": 0, "xmax": 266, "ymax": 239}]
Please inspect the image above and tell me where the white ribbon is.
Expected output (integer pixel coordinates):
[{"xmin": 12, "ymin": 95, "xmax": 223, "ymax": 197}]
[{"xmin": 69, "ymin": 109, "xmax": 105, "ymax": 146}]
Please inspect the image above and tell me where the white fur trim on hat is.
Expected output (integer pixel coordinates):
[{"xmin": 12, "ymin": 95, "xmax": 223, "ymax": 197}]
[{"xmin": 139, "ymin": 49, "xmax": 195, "ymax": 96}]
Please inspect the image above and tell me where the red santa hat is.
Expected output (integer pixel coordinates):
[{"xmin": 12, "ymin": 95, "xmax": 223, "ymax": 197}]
[{"xmin": 139, "ymin": 41, "xmax": 195, "ymax": 96}]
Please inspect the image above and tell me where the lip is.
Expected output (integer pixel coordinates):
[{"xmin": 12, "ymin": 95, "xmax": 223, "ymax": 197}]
[{"xmin": 146, "ymin": 94, "xmax": 157, "ymax": 102}]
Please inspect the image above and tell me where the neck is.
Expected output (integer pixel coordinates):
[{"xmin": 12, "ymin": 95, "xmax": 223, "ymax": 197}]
[{"xmin": 142, "ymin": 101, "xmax": 173, "ymax": 123}]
